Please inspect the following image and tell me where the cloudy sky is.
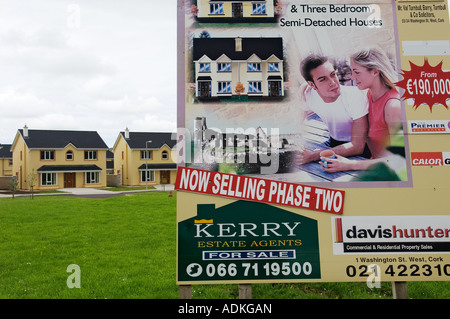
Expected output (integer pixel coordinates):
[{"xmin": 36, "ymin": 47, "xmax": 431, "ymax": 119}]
[{"xmin": 0, "ymin": 0, "xmax": 177, "ymax": 147}]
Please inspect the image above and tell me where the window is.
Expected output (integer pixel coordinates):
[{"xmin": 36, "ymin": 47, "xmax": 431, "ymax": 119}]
[
  {"xmin": 86, "ymin": 172, "xmax": 100, "ymax": 184},
  {"xmin": 210, "ymin": 3, "xmax": 224, "ymax": 15},
  {"xmin": 218, "ymin": 63, "xmax": 231, "ymax": 72},
  {"xmin": 199, "ymin": 63, "xmax": 210, "ymax": 73},
  {"xmin": 217, "ymin": 81, "xmax": 231, "ymax": 94},
  {"xmin": 162, "ymin": 150, "xmax": 169, "ymax": 160},
  {"xmin": 84, "ymin": 150, "xmax": 97, "ymax": 160},
  {"xmin": 40, "ymin": 150, "xmax": 55, "ymax": 160},
  {"xmin": 141, "ymin": 150, "xmax": 153, "ymax": 159},
  {"xmin": 248, "ymin": 81, "xmax": 262, "ymax": 93},
  {"xmin": 66, "ymin": 150, "xmax": 73, "ymax": 160},
  {"xmin": 252, "ymin": 3, "xmax": 266, "ymax": 15},
  {"xmin": 41, "ymin": 173, "xmax": 56, "ymax": 186},
  {"xmin": 247, "ymin": 63, "xmax": 261, "ymax": 72},
  {"xmin": 141, "ymin": 170, "xmax": 155, "ymax": 182},
  {"xmin": 268, "ymin": 62, "xmax": 279, "ymax": 72}
]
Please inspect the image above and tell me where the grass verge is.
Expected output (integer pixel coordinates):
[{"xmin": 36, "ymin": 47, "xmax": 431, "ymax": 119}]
[{"xmin": 0, "ymin": 192, "xmax": 449, "ymax": 299}]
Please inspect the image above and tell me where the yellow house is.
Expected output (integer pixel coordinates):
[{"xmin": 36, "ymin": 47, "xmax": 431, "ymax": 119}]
[
  {"xmin": 0, "ymin": 144, "xmax": 13, "ymax": 177},
  {"xmin": 113, "ymin": 129, "xmax": 177, "ymax": 186},
  {"xmin": 11, "ymin": 126, "xmax": 109, "ymax": 190}
]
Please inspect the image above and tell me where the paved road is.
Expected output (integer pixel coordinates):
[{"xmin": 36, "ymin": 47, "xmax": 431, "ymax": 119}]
[{"xmin": 0, "ymin": 185, "xmax": 175, "ymax": 199}]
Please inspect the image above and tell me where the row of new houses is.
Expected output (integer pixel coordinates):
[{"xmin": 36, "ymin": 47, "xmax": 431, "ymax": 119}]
[{"xmin": 0, "ymin": 126, "xmax": 177, "ymax": 190}]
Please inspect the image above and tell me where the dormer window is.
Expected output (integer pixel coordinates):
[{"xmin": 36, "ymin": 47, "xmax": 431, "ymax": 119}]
[
  {"xmin": 268, "ymin": 62, "xmax": 279, "ymax": 72},
  {"xmin": 162, "ymin": 150, "xmax": 169, "ymax": 160},
  {"xmin": 199, "ymin": 63, "xmax": 210, "ymax": 73},
  {"xmin": 247, "ymin": 63, "xmax": 261, "ymax": 72},
  {"xmin": 66, "ymin": 150, "xmax": 73, "ymax": 160}
]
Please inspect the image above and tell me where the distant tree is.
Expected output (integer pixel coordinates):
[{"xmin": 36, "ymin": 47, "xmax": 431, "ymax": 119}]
[
  {"xmin": 27, "ymin": 169, "xmax": 38, "ymax": 199},
  {"xmin": 235, "ymin": 82, "xmax": 245, "ymax": 95},
  {"xmin": 191, "ymin": 5, "xmax": 198, "ymax": 16},
  {"xmin": 8, "ymin": 177, "xmax": 18, "ymax": 199}
]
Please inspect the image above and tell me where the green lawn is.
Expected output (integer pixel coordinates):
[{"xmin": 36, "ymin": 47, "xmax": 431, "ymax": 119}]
[{"xmin": 0, "ymin": 192, "xmax": 449, "ymax": 299}]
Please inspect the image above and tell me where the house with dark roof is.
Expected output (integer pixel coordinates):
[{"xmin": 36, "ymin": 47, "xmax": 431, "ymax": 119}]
[
  {"xmin": 195, "ymin": 0, "xmax": 279, "ymax": 22},
  {"xmin": 112, "ymin": 128, "xmax": 177, "ymax": 186},
  {"xmin": 193, "ymin": 37, "xmax": 284, "ymax": 99},
  {"xmin": 0, "ymin": 144, "xmax": 13, "ymax": 176},
  {"xmin": 11, "ymin": 126, "xmax": 109, "ymax": 190}
]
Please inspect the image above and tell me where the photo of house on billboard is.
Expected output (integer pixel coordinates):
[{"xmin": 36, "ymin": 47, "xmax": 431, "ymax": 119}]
[
  {"xmin": 193, "ymin": 37, "xmax": 284, "ymax": 100},
  {"xmin": 193, "ymin": 0, "xmax": 281, "ymax": 23},
  {"xmin": 183, "ymin": 0, "xmax": 411, "ymax": 186}
]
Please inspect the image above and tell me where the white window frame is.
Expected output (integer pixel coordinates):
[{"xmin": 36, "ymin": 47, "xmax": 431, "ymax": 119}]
[
  {"xmin": 41, "ymin": 150, "xmax": 55, "ymax": 160},
  {"xmin": 252, "ymin": 3, "xmax": 266, "ymax": 15},
  {"xmin": 217, "ymin": 63, "xmax": 231, "ymax": 72},
  {"xmin": 141, "ymin": 150, "xmax": 153, "ymax": 160},
  {"xmin": 84, "ymin": 150, "xmax": 97, "ymax": 160},
  {"xmin": 141, "ymin": 170, "xmax": 155, "ymax": 182},
  {"xmin": 85, "ymin": 171, "xmax": 100, "ymax": 184},
  {"xmin": 66, "ymin": 150, "xmax": 74, "ymax": 161},
  {"xmin": 210, "ymin": 3, "xmax": 224, "ymax": 15},
  {"xmin": 40, "ymin": 173, "xmax": 57, "ymax": 186},
  {"xmin": 217, "ymin": 81, "xmax": 231, "ymax": 94},
  {"xmin": 268, "ymin": 62, "xmax": 279, "ymax": 72},
  {"xmin": 199, "ymin": 63, "xmax": 211, "ymax": 73},
  {"xmin": 248, "ymin": 81, "xmax": 263, "ymax": 93},
  {"xmin": 247, "ymin": 62, "xmax": 261, "ymax": 72}
]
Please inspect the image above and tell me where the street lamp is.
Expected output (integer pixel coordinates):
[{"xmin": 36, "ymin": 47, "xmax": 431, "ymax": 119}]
[{"xmin": 145, "ymin": 140, "xmax": 152, "ymax": 190}]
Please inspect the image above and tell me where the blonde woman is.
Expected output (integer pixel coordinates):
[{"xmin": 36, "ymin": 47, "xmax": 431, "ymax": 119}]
[{"xmin": 321, "ymin": 46, "xmax": 403, "ymax": 172}]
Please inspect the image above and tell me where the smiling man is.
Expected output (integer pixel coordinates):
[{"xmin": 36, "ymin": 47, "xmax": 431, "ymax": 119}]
[{"xmin": 298, "ymin": 54, "xmax": 370, "ymax": 164}]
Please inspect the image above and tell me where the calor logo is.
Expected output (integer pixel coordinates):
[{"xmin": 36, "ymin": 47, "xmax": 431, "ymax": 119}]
[{"xmin": 411, "ymin": 152, "xmax": 450, "ymax": 166}]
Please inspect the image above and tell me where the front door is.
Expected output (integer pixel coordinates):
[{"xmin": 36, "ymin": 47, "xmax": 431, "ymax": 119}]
[
  {"xmin": 232, "ymin": 3, "xmax": 242, "ymax": 18},
  {"xmin": 160, "ymin": 170, "xmax": 170, "ymax": 184},
  {"xmin": 199, "ymin": 82, "xmax": 211, "ymax": 98},
  {"xmin": 269, "ymin": 81, "xmax": 281, "ymax": 97},
  {"xmin": 64, "ymin": 173, "xmax": 75, "ymax": 188}
]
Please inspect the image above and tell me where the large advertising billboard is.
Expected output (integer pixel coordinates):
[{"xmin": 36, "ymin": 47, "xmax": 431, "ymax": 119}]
[{"xmin": 177, "ymin": 0, "xmax": 450, "ymax": 284}]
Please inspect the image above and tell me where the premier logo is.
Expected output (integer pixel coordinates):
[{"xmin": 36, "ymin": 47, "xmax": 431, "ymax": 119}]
[{"xmin": 408, "ymin": 120, "xmax": 450, "ymax": 133}]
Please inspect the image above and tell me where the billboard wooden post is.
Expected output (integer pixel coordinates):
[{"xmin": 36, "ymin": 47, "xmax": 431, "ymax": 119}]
[
  {"xmin": 179, "ymin": 285, "xmax": 192, "ymax": 299},
  {"xmin": 177, "ymin": 0, "xmax": 450, "ymax": 300},
  {"xmin": 239, "ymin": 284, "xmax": 252, "ymax": 299},
  {"xmin": 392, "ymin": 281, "xmax": 408, "ymax": 299}
]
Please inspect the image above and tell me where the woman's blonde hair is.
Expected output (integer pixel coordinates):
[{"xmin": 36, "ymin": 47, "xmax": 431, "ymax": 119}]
[{"xmin": 351, "ymin": 46, "xmax": 398, "ymax": 91}]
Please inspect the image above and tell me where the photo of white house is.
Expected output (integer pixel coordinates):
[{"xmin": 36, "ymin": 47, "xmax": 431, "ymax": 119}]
[{"xmin": 193, "ymin": 37, "xmax": 284, "ymax": 100}]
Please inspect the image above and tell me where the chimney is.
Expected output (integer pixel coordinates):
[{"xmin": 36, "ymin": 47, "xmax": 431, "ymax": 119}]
[
  {"xmin": 124, "ymin": 127, "xmax": 130, "ymax": 139},
  {"xmin": 23, "ymin": 125, "xmax": 29, "ymax": 138},
  {"xmin": 235, "ymin": 37, "xmax": 242, "ymax": 52}
]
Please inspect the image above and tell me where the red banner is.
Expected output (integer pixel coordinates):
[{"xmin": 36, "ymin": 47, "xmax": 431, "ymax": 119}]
[{"xmin": 175, "ymin": 166, "xmax": 345, "ymax": 214}]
